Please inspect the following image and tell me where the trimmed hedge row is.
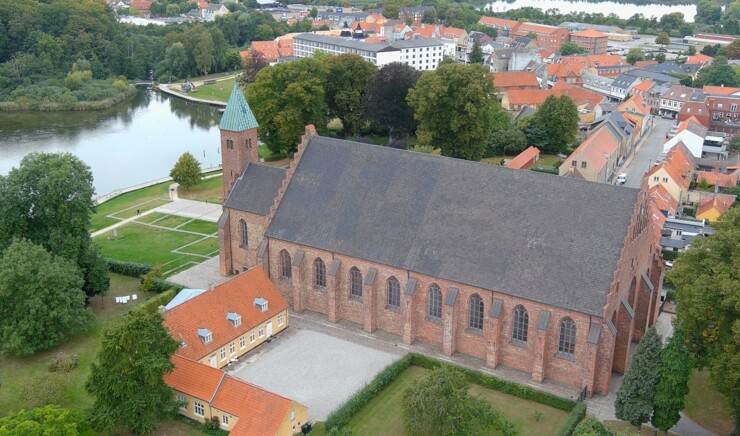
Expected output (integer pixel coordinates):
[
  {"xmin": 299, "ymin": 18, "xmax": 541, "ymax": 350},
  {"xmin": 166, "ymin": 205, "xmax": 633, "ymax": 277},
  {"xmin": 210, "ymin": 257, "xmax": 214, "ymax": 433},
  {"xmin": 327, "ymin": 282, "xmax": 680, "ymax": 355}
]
[
  {"xmin": 556, "ymin": 402, "xmax": 587, "ymax": 436},
  {"xmin": 133, "ymin": 289, "xmax": 177, "ymax": 314},
  {"xmin": 410, "ymin": 353, "xmax": 577, "ymax": 411},
  {"xmin": 324, "ymin": 355, "xmax": 413, "ymax": 430},
  {"xmin": 106, "ymin": 258, "xmax": 152, "ymax": 277},
  {"xmin": 150, "ymin": 278, "xmax": 185, "ymax": 294}
]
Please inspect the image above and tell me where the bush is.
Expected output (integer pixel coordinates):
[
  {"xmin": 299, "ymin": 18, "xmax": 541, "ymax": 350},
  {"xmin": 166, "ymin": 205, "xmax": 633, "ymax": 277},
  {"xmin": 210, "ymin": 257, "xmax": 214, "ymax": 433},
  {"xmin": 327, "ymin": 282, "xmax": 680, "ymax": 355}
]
[
  {"xmin": 205, "ymin": 416, "xmax": 220, "ymax": 430},
  {"xmin": 557, "ymin": 402, "xmax": 587, "ymax": 436},
  {"xmin": 661, "ymin": 250, "xmax": 679, "ymax": 261},
  {"xmin": 47, "ymin": 352, "xmax": 79, "ymax": 373},
  {"xmin": 140, "ymin": 266, "xmax": 164, "ymax": 292},
  {"xmin": 325, "ymin": 355, "xmax": 413, "ymax": 430},
  {"xmin": 133, "ymin": 289, "xmax": 177, "ymax": 314},
  {"xmin": 20, "ymin": 373, "xmax": 67, "ymax": 409},
  {"xmin": 106, "ymin": 258, "xmax": 152, "ymax": 277},
  {"xmin": 149, "ymin": 278, "xmax": 185, "ymax": 294},
  {"xmin": 573, "ymin": 416, "xmax": 610, "ymax": 436}
]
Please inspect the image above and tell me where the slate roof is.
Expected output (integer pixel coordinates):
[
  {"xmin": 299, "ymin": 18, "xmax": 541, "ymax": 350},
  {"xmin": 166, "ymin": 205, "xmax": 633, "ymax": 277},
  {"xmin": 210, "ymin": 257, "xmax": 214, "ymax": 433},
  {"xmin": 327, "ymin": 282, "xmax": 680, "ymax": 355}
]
[
  {"xmin": 265, "ymin": 136, "xmax": 639, "ymax": 316},
  {"xmin": 223, "ymin": 163, "xmax": 286, "ymax": 216},
  {"xmin": 219, "ymin": 85, "xmax": 259, "ymax": 132}
]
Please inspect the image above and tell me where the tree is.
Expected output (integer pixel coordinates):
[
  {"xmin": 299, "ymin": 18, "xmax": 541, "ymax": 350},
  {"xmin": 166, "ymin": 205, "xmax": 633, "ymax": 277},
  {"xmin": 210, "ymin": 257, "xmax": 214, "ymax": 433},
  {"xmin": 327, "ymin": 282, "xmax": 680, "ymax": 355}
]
[
  {"xmin": 402, "ymin": 365, "xmax": 513, "ymax": 436},
  {"xmin": 489, "ymin": 127, "xmax": 527, "ymax": 156},
  {"xmin": 164, "ymin": 42, "xmax": 188, "ymax": 78},
  {"xmin": 468, "ymin": 40, "xmax": 484, "ymax": 64},
  {"xmin": 323, "ymin": 54, "xmax": 377, "ymax": 137},
  {"xmin": 0, "ymin": 239, "xmax": 92, "ymax": 356},
  {"xmin": 729, "ymin": 134, "xmax": 740, "ymax": 152},
  {"xmin": 696, "ymin": 0, "xmax": 722, "ymax": 25},
  {"xmin": 408, "ymin": 63, "xmax": 504, "ymax": 161},
  {"xmin": 573, "ymin": 416, "xmax": 610, "ymax": 436},
  {"xmin": 626, "ymin": 48, "xmax": 645, "ymax": 66},
  {"xmin": 0, "ymin": 405, "xmax": 91, "ymax": 435},
  {"xmin": 651, "ymin": 328, "xmax": 692, "ymax": 432},
  {"xmin": 696, "ymin": 61, "xmax": 739, "ymax": 87},
  {"xmin": 382, "ymin": 4, "xmax": 399, "ymax": 19},
  {"xmin": 170, "ymin": 152, "xmax": 201, "ymax": 190},
  {"xmin": 727, "ymin": 39, "xmax": 740, "ymax": 60},
  {"xmin": 193, "ymin": 30, "xmax": 215, "ymax": 76},
  {"xmin": 614, "ymin": 327, "xmax": 662, "ymax": 427},
  {"xmin": 86, "ymin": 310, "xmax": 179, "ymax": 434},
  {"xmin": 421, "ymin": 9, "xmax": 436, "ymax": 24},
  {"xmin": 560, "ymin": 42, "xmax": 587, "ymax": 56},
  {"xmin": 529, "ymin": 95, "xmax": 578, "ymax": 154},
  {"xmin": 655, "ymin": 32, "xmax": 670, "ymax": 46},
  {"xmin": 247, "ymin": 58, "xmax": 328, "ymax": 153},
  {"xmin": 0, "ymin": 152, "xmax": 108, "ymax": 298},
  {"xmin": 687, "ymin": 45, "xmax": 696, "ymax": 56},
  {"xmin": 655, "ymin": 52, "xmax": 666, "ymax": 63},
  {"xmin": 364, "ymin": 63, "xmax": 421, "ymax": 140},
  {"xmin": 669, "ymin": 207, "xmax": 740, "ymax": 432},
  {"xmin": 241, "ymin": 49, "xmax": 268, "ymax": 85},
  {"xmin": 309, "ymin": 6, "xmax": 318, "ymax": 18}
]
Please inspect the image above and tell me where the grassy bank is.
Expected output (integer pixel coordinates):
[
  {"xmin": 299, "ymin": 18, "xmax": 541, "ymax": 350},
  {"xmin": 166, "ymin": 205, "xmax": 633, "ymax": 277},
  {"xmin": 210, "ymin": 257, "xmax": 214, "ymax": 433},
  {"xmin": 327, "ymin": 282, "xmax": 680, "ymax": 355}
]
[
  {"xmin": 186, "ymin": 80, "xmax": 235, "ymax": 103},
  {"xmin": 0, "ymin": 82, "xmax": 137, "ymax": 112}
]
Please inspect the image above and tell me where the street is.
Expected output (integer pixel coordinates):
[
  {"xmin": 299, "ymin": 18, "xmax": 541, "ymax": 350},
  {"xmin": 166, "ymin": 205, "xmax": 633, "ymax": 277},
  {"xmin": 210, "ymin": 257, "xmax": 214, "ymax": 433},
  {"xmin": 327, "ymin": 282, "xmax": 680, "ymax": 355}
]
[{"xmin": 622, "ymin": 117, "xmax": 676, "ymax": 189}]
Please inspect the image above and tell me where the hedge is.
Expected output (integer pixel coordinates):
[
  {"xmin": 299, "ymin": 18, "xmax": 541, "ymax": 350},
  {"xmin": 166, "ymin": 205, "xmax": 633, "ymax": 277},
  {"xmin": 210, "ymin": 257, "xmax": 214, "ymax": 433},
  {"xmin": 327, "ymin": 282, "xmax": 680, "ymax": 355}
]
[
  {"xmin": 149, "ymin": 278, "xmax": 185, "ymax": 294},
  {"xmin": 410, "ymin": 354, "xmax": 577, "ymax": 411},
  {"xmin": 661, "ymin": 250, "xmax": 679, "ymax": 261},
  {"xmin": 324, "ymin": 354, "xmax": 413, "ymax": 430},
  {"xmin": 106, "ymin": 258, "xmax": 152, "ymax": 277},
  {"xmin": 556, "ymin": 402, "xmax": 587, "ymax": 436},
  {"xmin": 133, "ymin": 289, "xmax": 177, "ymax": 314}
]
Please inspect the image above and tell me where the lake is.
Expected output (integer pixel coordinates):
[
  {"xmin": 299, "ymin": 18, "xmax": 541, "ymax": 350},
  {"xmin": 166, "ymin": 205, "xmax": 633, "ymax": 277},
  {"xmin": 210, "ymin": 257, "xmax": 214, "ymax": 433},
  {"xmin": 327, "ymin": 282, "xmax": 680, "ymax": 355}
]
[
  {"xmin": 484, "ymin": 0, "xmax": 697, "ymax": 22},
  {"xmin": 0, "ymin": 89, "xmax": 223, "ymax": 197}
]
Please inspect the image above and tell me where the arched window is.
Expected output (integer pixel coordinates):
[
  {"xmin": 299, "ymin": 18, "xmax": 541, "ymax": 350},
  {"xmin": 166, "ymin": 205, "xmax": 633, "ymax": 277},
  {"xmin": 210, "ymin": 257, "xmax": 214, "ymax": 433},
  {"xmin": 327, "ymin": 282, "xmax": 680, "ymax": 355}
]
[
  {"xmin": 314, "ymin": 258, "xmax": 326, "ymax": 288},
  {"xmin": 350, "ymin": 267, "xmax": 362, "ymax": 298},
  {"xmin": 239, "ymin": 220, "xmax": 248, "ymax": 247},
  {"xmin": 558, "ymin": 317, "xmax": 577, "ymax": 356},
  {"xmin": 427, "ymin": 284, "xmax": 442, "ymax": 319},
  {"xmin": 279, "ymin": 250, "xmax": 291, "ymax": 279},
  {"xmin": 468, "ymin": 294, "xmax": 484, "ymax": 330},
  {"xmin": 387, "ymin": 277, "xmax": 400, "ymax": 308},
  {"xmin": 512, "ymin": 305, "xmax": 529, "ymax": 343}
]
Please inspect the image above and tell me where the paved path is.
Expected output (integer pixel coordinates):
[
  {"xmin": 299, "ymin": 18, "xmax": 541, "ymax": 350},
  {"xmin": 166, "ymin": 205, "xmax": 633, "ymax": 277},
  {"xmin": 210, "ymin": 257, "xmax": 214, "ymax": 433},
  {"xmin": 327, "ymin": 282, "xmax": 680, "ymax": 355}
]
[
  {"xmin": 155, "ymin": 198, "xmax": 222, "ymax": 222},
  {"xmin": 168, "ymin": 257, "xmax": 227, "ymax": 290},
  {"xmin": 623, "ymin": 117, "xmax": 675, "ymax": 188}
]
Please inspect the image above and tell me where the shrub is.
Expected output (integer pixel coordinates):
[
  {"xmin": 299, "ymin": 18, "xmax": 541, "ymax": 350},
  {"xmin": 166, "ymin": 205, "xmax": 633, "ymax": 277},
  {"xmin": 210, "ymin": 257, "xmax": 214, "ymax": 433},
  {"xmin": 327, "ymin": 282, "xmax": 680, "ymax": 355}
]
[
  {"xmin": 325, "ymin": 355, "xmax": 413, "ymax": 430},
  {"xmin": 556, "ymin": 402, "xmax": 587, "ymax": 436},
  {"xmin": 106, "ymin": 258, "xmax": 152, "ymax": 277},
  {"xmin": 149, "ymin": 278, "xmax": 185, "ymax": 294},
  {"xmin": 572, "ymin": 416, "xmax": 610, "ymax": 436},
  {"xmin": 140, "ymin": 265, "xmax": 164, "ymax": 292},
  {"xmin": 20, "ymin": 373, "xmax": 67, "ymax": 409},
  {"xmin": 205, "ymin": 416, "xmax": 220, "ymax": 430},
  {"xmin": 661, "ymin": 250, "xmax": 679, "ymax": 261},
  {"xmin": 47, "ymin": 352, "xmax": 79, "ymax": 373},
  {"xmin": 133, "ymin": 289, "xmax": 177, "ymax": 314}
]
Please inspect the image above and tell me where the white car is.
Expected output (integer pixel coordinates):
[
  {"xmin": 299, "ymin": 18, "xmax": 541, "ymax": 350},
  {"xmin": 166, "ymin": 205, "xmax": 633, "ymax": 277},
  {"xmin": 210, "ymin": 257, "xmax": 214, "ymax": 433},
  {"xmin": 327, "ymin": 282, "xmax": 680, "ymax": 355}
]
[{"xmin": 616, "ymin": 173, "xmax": 627, "ymax": 185}]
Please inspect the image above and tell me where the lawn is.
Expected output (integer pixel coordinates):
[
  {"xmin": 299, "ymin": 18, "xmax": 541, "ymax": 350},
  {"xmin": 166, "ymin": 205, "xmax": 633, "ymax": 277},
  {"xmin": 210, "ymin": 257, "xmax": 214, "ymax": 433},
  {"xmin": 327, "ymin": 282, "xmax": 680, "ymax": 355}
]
[
  {"xmin": 0, "ymin": 274, "xmax": 148, "ymax": 415},
  {"xmin": 345, "ymin": 366, "xmax": 568, "ymax": 436},
  {"xmin": 684, "ymin": 370, "xmax": 734, "ymax": 435},
  {"xmin": 178, "ymin": 219, "xmax": 218, "ymax": 235},
  {"xmin": 179, "ymin": 237, "xmax": 219, "ymax": 257},
  {"xmin": 259, "ymin": 144, "xmax": 287, "ymax": 162},
  {"xmin": 94, "ymin": 222, "xmax": 215, "ymax": 275},
  {"xmin": 92, "ymin": 181, "xmax": 171, "ymax": 232},
  {"xmin": 604, "ymin": 420, "xmax": 678, "ymax": 436},
  {"xmin": 179, "ymin": 175, "xmax": 223, "ymax": 203},
  {"xmin": 186, "ymin": 80, "xmax": 235, "ymax": 103},
  {"xmin": 148, "ymin": 214, "xmax": 194, "ymax": 229}
]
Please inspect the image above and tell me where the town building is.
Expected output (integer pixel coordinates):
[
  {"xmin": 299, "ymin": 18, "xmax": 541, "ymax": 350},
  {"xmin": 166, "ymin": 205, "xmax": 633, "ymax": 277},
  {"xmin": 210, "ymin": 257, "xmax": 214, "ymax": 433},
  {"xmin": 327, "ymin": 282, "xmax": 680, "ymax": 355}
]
[
  {"xmin": 514, "ymin": 23, "xmax": 570, "ymax": 54},
  {"xmin": 492, "ymin": 71, "xmax": 540, "ymax": 93},
  {"xmin": 696, "ymin": 196, "xmax": 735, "ymax": 222},
  {"xmin": 663, "ymin": 116, "xmax": 708, "ymax": 158},
  {"xmin": 504, "ymin": 146, "xmax": 540, "ymax": 170},
  {"xmin": 477, "ymin": 16, "xmax": 521, "ymax": 38},
  {"xmin": 559, "ymin": 126, "xmax": 620, "ymax": 183},
  {"xmin": 569, "ymin": 29, "xmax": 608, "ymax": 55},
  {"xmin": 217, "ymin": 87, "xmax": 664, "ymax": 397},
  {"xmin": 646, "ymin": 143, "xmax": 695, "ymax": 203}
]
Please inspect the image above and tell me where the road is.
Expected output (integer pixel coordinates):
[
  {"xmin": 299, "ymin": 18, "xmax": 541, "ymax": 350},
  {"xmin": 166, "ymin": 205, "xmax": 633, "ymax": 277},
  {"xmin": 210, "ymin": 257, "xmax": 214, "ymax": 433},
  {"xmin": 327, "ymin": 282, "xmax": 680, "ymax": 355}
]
[{"xmin": 622, "ymin": 117, "xmax": 675, "ymax": 189}]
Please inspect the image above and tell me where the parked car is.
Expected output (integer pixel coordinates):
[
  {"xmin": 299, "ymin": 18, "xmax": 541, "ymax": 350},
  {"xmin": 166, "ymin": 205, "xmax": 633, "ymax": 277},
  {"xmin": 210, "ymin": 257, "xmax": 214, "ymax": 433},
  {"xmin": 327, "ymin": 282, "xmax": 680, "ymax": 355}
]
[{"xmin": 616, "ymin": 173, "xmax": 627, "ymax": 185}]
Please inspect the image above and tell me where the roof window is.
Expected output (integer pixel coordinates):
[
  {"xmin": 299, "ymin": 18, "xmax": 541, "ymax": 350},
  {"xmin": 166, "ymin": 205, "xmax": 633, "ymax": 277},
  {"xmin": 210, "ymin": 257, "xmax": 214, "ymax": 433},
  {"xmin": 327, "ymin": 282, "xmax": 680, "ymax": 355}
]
[
  {"xmin": 197, "ymin": 328, "xmax": 213, "ymax": 344},
  {"xmin": 227, "ymin": 312, "xmax": 242, "ymax": 327},
  {"xmin": 254, "ymin": 297, "xmax": 268, "ymax": 312}
]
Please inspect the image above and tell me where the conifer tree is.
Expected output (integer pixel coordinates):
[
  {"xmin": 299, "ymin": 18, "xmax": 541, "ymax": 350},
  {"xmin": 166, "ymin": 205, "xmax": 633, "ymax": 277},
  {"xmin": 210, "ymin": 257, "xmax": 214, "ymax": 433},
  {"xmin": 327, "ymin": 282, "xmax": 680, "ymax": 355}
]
[
  {"xmin": 652, "ymin": 328, "xmax": 692, "ymax": 432},
  {"xmin": 615, "ymin": 327, "xmax": 662, "ymax": 427}
]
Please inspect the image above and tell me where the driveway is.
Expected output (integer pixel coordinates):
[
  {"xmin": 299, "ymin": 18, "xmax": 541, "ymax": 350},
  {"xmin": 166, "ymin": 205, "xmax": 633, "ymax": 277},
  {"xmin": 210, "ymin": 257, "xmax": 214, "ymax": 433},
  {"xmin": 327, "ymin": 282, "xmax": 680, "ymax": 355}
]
[
  {"xmin": 623, "ymin": 117, "xmax": 675, "ymax": 189},
  {"xmin": 230, "ymin": 328, "xmax": 398, "ymax": 421}
]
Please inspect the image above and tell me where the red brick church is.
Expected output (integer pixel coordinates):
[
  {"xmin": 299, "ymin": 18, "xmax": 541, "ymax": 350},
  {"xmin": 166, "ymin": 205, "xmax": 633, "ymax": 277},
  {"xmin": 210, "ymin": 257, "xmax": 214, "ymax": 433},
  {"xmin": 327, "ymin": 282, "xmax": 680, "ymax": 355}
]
[{"xmin": 217, "ymin": 86, "xmax": 663, "ymax": 396}]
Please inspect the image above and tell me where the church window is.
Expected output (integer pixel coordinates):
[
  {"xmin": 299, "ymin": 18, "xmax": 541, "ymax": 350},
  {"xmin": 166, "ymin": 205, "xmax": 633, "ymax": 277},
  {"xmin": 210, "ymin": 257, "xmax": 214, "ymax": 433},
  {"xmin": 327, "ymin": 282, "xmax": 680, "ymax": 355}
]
[
  {"xmin": 427, "ymin": 284, "xmax": 442, "ymax": 320},
  {"xmin": 314, "ymin": 258, "xmax": 326, "ymax": 288},
  {"xmin": 239, "ymin": 220, "xmax": 248, "ymax": 247},
  {"xmin": 245, "ymin": 138, "xmax": 252, "ymax": 148},
  {"xmin": 512, "ymin": 305, "xmax": 528, "ymax": 343},
  {"xmin": 468, "ymin": 294, "xmax": 484, "ymax": 331},
  {"xmin": 387, "ymin": 277, "xmax": 400, "ymax": 308},
  {"xmin": 350, "ymin": 267, "xmax": 362, "ymax": 298},
  {"xmin": 280, "ymin": 250, "xmax": 292, "ymax": 279},
  {"xmin": 226, "ymin": 139, "xmax": 234, "ymax": 150},
  {"xmin": 558, "ymin": 317, "xmax": 577, "ymax": 356}
]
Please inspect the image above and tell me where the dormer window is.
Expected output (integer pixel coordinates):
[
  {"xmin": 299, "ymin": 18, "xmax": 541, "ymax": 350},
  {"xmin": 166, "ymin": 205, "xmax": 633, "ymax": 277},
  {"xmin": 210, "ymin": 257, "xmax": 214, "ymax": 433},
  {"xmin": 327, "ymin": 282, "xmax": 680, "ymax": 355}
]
[
  {"xmin": 227, "ymin": 312, "xmax": 242, "ymax": 327},
  {"xmin": 254, "ymin": 297, "xmax": 268, "ymax": 312},
  {"xmin": 197, "ymin": 328, "xmax": 213, "ymax": 344}
]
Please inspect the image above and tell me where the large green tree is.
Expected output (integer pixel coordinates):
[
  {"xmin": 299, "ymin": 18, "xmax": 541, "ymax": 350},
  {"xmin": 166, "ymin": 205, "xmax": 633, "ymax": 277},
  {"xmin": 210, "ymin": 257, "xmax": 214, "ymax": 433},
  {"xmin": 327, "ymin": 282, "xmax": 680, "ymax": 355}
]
[
  {"xmin": 170, "ymin": 152, "xmax": 201, "ymax": 190},
  {"xmin": 560, "ymin": 42, "xmax": 588, "ymax": 56},
  {"xmin": 0, "ymin": 405, "xmax": 91, "ymax": 435},
  {"xmin": 0, "ymin": 238, "xmax": 92, "ymax": 356},
  {"xmin": 655, "ymin": 31, "xmax": 671, "ymax": 46},
  {"xmin": 402, "ymin": 365, "xmax": 514, "ymax": 436},
  {"xmin": 615, "ymin": 327, "xmax": 663, "ymax": 427},
  {"xmin": 651, "ymin": 328, "xmax": 692, "ymax": 432},
  {"xmin": 529, "ymin": 95, "xmax": 578, "ymax": 154},
  {"xmin": 468, "ymin": 40, "xmax": 484, "ymax": 64},
  {"xmin": 408, "ymin": 63, "xmax": 505, "ymax": 160},
  {"xmin": 247, "ymin": 58, "xmax": 328, "ymax": 153},
  {"xmin": 669, "ymin": 207, "xmax": 740, "ymax": 432},
  {"xmin": 86, "ymin": 310, "xmax": 179, "ymax": 435},
  {"xmin": 695, "ymin": 60, "xmax": 739, "ymax": 87},
  {"xmin": 363, "ymin": 62, "xmax": 421, "ymax": 139},
  {"xmin": 626, "ymin": 48, "xmax": 645, "ymax": 66},
  {"xmin": 323, "ymin": 54, "xmax": 377, "ymax": 137},
  {"xmin": 0, "ymin": 152, "xmax": 108, "ymax": 298}
]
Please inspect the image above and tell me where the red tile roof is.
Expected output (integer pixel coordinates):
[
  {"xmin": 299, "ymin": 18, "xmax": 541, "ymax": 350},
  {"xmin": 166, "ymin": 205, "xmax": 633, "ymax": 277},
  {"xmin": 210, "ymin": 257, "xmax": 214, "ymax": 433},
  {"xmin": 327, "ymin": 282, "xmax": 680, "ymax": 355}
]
[
  {"xmin": 646, "ymin": 143, "xmax": 695, "ymax": 190},
  {"xmin": 632, "ymin": 80, "xmax": 655, "ymax": 93},
  {"xmin": 492, "ymin": 71, "xmax": 539, "ymax": 89},
  {"xmin": 505, "ymin": 146, "xmax": 540, "ymax": 169},
  {"xmin": 648, "ymin": 185, "xmax": 678, "ymax": 214},
  {"xmin": 441, "ymin": 26, "xmax": 465, "ymax": 38},
  {"xmin": 703, "ymin": 85, "xmax": 740, "ymax": 95},
  {"xmin": 634, "ymin": 60, "xmax": 658, "ymax": 69},
  {"xmin": 131, "ymin": 0, "xmax": 152, "ymax": 9},
  {"xmin": 164, "ymin": 355, "xmax": 225, "ymax": 402},
  {"xmin": 478, "ymin": 16, "xmax": 521, "ymax": 30},
  {"xmin": 571, "ymin": 29, "xmax": 607, "ymax": 38},
  {"xmin": 212, "ymin": 377, "xmax": 293, "ymax": 436},
  {"xmin": 249, "ymin": 41, "xmax": 281, "ymax": 62},
  {"xmin": 697, "ymin": 196, "xmax": 735, "ymax": 216},
  {"xmin": 507, "ymin": 83, "xmax": 603, "ymax": 110},
  {"xmin": 518, "ymin": 22, "xmax": 561, "ymax": 34},
  {"xmin": 696, "ymin": 170, "xmax": 739, "ymax": 189},
  {"xmin": 564, "ymin": 127, "xmax": 619, "ymax": 173},
  {"xmin": 164, "ymin": 267, "xmax": 288, "ymax": 362},
  {"xmin": 685, "ymin": 53, "xmax": 714, "ymax": 65}
]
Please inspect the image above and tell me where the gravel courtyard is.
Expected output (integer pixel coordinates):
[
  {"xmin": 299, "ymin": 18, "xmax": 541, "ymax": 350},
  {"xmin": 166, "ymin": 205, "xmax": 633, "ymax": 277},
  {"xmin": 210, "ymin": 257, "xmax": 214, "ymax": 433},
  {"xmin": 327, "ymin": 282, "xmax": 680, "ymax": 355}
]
[{"xmin": 230, "ymin": 328, "xmax": 399, "ymax": 421}]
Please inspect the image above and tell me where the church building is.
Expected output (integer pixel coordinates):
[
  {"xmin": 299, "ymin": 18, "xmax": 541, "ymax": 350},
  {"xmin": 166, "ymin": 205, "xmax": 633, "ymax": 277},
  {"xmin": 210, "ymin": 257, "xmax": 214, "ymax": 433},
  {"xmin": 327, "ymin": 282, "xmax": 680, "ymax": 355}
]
[{"xmin": 217, "ymin": 85, "xmax": 664, "ymax": 396}]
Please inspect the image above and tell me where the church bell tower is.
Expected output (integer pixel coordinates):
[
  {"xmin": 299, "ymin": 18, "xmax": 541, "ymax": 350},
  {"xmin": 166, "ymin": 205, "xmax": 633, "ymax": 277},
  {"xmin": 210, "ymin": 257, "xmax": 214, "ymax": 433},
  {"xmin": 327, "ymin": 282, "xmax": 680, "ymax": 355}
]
[{"xmin": 220, "ymin": 84, "xmax": 259, "ymax": 199}]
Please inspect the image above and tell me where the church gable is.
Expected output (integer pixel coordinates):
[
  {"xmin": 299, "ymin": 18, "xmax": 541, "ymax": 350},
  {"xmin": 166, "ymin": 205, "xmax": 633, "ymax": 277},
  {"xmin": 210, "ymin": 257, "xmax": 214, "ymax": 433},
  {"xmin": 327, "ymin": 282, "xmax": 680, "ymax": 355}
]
[
  {"xmin": 265, "ymin": 136, "xmax": 640, "ymax": 317},
  {"xmin": 224, "ymin": 163, "xmax": 287, "ymax": 216}
]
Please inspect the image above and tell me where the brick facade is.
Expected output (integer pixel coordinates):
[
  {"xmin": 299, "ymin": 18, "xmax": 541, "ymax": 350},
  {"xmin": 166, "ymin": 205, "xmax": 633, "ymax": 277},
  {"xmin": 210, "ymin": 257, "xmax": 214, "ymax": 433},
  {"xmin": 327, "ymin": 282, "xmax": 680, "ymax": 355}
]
[{"xmin": 220, "ymin": 127, "xmax": 258, "ymax": 198}]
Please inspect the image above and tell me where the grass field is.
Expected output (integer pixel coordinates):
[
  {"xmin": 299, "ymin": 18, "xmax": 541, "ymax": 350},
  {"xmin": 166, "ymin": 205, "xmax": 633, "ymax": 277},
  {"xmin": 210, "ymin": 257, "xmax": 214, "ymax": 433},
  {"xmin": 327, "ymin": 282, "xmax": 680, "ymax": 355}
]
[
  {"xmin": 92, "ymin": 182, "xmax": 171, "ymax": 232},
  {"xmin": 177, "ymin": 219, "xmax": 218, "ymax": 235},
  {"xmin": 186, "ymin": 80, "xmax": 235, "ymax": 103},
  {"xmin": 684, "ymin": 370, "xmax": 734, "ymax": 435},
  {"xmin": 342, "ymin": 366, "xmax": 568, "ymax": 436},
  {"xmin": 604, "ymin": 420, "xmax": 679, "ymax": 435},
  {"xmin": 0, "ymin": 274, "xmax": 147, "ymax": 415},
  {"xmin": 179, "ymin": 175, "xmax": 223, "ymax": 203}
]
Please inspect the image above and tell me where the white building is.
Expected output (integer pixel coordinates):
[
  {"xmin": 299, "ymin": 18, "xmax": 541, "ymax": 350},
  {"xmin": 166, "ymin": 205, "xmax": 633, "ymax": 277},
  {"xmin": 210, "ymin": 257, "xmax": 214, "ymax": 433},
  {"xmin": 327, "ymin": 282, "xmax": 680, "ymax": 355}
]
[{"xmin": 292, "ymin": 33, "xmax": 444, "ymax": 71}]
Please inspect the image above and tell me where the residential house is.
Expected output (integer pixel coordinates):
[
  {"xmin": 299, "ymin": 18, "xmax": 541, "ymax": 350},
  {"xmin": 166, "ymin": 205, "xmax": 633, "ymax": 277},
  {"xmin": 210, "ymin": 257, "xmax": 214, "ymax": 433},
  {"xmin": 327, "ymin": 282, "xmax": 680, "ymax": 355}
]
[
  {"xmin": 439, "ymin": 26, "xmax": 468, "ymax": 61},
  {"xmin": 696, "ymin": 163, "xmax": 739, "ymax": 191},
  {"xmin": 240, "ymin": 36, "xmax": 294, "ymax": 65},
  {"xmin": 487, "ymin": 47, "xmax": 540, "ymax": 73},
  {"xmin": 503, "ymin": 82, "xmax": 605, "ymax": 125},
  {"xmin": 201, "ymin": 3, "xmax": 228, "ymax": 21},
  {"xmin": 560, "ymin": 55, "xmax": 630, "ymax": 78},
  {"xmin": 696, "ymin": 196, "xmax": 735, "ymax": 221},
  {"xmin": 505, "ymin": 146, "xmax": 540, "ymax": 170},
  {"xmin": 492, "ymin": 71, "xmax": 540, "ymax": 93},
  {"xmin": 659, "ymin": 84, "xmax": 697, "ymax": 118},
  {"xmin": 163, "ymin": 267, "xmax": 289, "ymax": 369},
  {"xmin": 646, "ymin": 142, "xmax": 696, "ymax": 203},
  {"xmin": 131, "ymin": 0, "xmax": 152, "ymax": 14},
  {"xmin": 660, "ymin": 217, "xmax": 713, "ymax": 252},
  {"xmin": 165, "ymin": 354, "xmax": 309, "ymax": 435},
  {"xmin": 663, "ymin": 116, "xmax": 707, "ymax": 158},
  {"xmin": 570, "ymin": 29, "xmax": 608, "ymax": 55},
  {"xmin": 511, "ymin": 36, "xmax": 538, "ymax": 49},
  {"xmin": 365, "ymin": 13, "xmax": 388, "ymax": 25},
  {"xmin": 477, "ymin": 16, "xmax": 521, "ymax": 38},
  {"xmin": 610, "ymin": 73, "xmax": 642, "ymax": 101},
  {"xmin": 546, "ymin": 62, "xmax": 585, "ymax": 85},
  {"xmin": 514, "ymin": 22, "xmax": 570, "ymax": 54},
  {"xmin": 560, "ymin": 126, "xmax": 620, "ymax": 183},
  {"xmin": 684, "ymin": 53, "xmax": 714, "ymax": 70},
  {"xmin": 631, "ymin": 80, "xmax": 657, "ymax": 110},
  {"xmin": 617, "ymin": 94, "xmax": 653, "ymax": 138},
  {"xmin": 649, "ymin": 185, "xmax": 678, "ymax": 217}
]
